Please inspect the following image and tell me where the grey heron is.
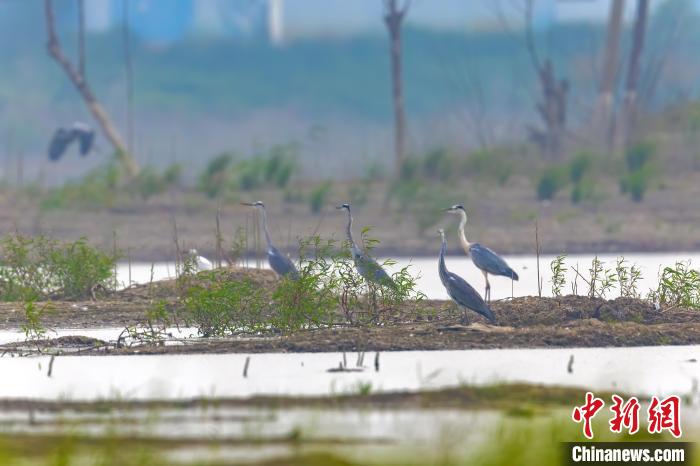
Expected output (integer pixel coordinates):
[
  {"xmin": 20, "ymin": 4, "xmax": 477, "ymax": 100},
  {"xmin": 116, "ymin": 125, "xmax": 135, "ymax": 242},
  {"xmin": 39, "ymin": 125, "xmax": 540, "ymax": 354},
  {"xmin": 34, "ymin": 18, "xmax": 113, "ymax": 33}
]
[
  {"xmin": 186, "ymin": 249, "xmax": 213, "ymax": 271},
  {"xmin": 242, "ymin": 201, "xmax": 299, "ymax": 279},
  {"xmin": 336, "ymin": 203, "xmax": 395, "ymax": 288},
  {"xmin": 438, "ymin": 228, "xmax": 495, "ymax": 323},
  {"xmin": 443, "ymin": 204, "xmax": 518, "ymax": 301},
  {"xmin": 48, "ymin": 122, "xmax": 95, "ymax": 161}
]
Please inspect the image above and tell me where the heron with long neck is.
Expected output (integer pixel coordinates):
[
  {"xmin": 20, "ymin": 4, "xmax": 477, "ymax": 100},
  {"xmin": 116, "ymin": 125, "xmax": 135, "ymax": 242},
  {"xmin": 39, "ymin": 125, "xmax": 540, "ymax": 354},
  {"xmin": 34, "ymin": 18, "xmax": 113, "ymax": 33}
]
[
  {"xmin": 242, "ymin": 201, "xmax": 299, "ymax": 279},
  {"xmin": 443, "ymin": 204, "xmax": 518, "ymax": 301},
  {"xmin": 336, "ymin": 203, "xmax": 395, "ymax": 288},
  {"xmin": 438, "ymin": 229, "xmax": 495, "ymax": 323}
]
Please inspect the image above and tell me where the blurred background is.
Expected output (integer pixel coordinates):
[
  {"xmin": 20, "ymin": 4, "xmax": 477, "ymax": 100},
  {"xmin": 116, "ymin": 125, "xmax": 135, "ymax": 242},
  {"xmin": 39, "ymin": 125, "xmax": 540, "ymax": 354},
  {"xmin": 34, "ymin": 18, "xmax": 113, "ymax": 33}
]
[{"xmin": 1, "ymin": 0, "xmax": 699, "ymax": 259}]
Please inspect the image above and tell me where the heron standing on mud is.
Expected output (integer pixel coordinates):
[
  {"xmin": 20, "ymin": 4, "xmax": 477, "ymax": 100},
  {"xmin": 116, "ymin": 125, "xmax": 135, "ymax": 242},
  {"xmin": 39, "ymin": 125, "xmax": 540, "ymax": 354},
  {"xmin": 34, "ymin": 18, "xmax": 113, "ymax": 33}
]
[
  {"xmin": 437, "ymin": 229, "xmax": 495, "ymax": 324},
  {"xmin": 443, "ymin": 204, "xmax": 518, "ymax": 301},
  {"xmin": 336, "ymin": 203, "xmax": 395, "ymax": 288},
  {"xmin": 242, "ymin": 201, "xmax": 299, "ymax": 279}
]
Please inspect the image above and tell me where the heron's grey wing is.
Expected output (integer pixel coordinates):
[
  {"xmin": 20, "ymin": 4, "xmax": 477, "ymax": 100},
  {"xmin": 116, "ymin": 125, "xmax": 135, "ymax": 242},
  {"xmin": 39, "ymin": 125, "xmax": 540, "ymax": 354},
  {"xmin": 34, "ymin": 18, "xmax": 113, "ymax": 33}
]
[
  {"xmin": 354, "ymin": 252, "xmax": 395, "ymax": 287},
  {"xmin": 48, "ymin": 128, "xmax": 76, "ymax": 161},
  {"xmin": 78, "ymin": 129, "xmax": 95, "ymax": 156},
  {"xmin": 470, "ymin": 243, "xmax": 519, "ymax": 280},
  {"xmin": 445, "ymin": 271, "xmax": 495, "ymax": 322},
  {"xmin": 268, "ymin": 247, "xmax": 299, "ymax": 279}
]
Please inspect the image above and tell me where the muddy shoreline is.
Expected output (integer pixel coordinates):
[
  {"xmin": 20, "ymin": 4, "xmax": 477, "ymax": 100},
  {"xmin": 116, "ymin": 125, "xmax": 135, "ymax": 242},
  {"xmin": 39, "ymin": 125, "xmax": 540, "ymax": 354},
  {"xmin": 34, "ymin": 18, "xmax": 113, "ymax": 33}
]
[
  {"xmin": 1, "ymin": 268, "xmax": 699, "ymax": 353},
  {"xmin": 0, "ymin": 383, "xmax": 613, "ymax": 412}
]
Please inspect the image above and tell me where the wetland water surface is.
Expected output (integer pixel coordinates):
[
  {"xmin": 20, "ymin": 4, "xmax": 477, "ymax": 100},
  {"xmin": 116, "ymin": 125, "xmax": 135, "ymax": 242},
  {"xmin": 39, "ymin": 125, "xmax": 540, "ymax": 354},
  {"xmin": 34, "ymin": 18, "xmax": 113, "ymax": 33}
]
[{"xmin": 2, "ymin": 346, "xmax": 700, "ymax": 400}]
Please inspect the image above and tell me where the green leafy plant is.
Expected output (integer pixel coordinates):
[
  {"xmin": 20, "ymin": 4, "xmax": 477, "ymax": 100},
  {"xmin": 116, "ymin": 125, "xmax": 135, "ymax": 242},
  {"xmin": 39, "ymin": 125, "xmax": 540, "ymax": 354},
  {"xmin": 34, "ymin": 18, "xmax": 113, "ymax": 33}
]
[
  {"xmin": 550, "ymin": 254, "xmax": 567, "ymax": 296},
  {"xmin": 21, "ymin": 300, "xmax": 52, "ymax": 342},
  {"xmin": 619, "ymin": 141, "xmax": 657, "ymax": 202},
  {"xmin": 183, "ymin": 273, "xmax": 268, "ymax": 337},
  {"xmin": 308, "ymin": 181, "xmax": 333, "ymax": 213},
  {"xmin": 615, "ymin": 258, "xmax": 642, "ymax": 298},
  {"xmin": 271, "ymin": 236, "xmax": 340, "ymax": 332},
  {"xmin": 649, "ymin": 261, "xmax": 700, "ymax": 309},
  {"xmin": 537, "ymin": 167, "xmax": 566, "ymax": 201},
  {"xmin": 0, "ymin": 234, "xmax": 117, "ymax": 301}
]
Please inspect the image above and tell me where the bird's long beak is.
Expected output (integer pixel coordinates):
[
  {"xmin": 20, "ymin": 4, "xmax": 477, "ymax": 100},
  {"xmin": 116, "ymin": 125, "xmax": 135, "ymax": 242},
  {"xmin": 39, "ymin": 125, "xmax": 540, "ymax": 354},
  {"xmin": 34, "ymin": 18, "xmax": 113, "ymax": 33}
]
[
  {"xmin": 335, "ymin": 205, "xmax": 344, "ymax": 210},
  {"xmin": 441, "ymin": 207, "xmax": 452, "ymax": 212},
  {"xmin": 241, "ymin": 202, "xmax": 255, "ymax": 207}
]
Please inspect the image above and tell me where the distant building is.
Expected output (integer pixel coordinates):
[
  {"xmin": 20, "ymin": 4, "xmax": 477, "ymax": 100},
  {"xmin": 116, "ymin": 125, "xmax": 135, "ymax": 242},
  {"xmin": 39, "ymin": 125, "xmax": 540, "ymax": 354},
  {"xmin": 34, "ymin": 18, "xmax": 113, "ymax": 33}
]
[
  {"xmin": 80, "ymin": 0, "xmax": 682, "ymax": 44},
  {"xmin": 85, "ymin": 0, "xmax": 282, "ymax": 44}
]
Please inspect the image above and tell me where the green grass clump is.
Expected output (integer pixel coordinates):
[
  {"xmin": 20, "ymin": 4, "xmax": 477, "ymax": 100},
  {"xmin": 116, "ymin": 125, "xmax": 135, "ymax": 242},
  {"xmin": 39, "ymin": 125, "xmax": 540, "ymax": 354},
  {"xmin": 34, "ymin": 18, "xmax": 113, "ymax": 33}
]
[
  {"xmin": 537, "ymin": 166, "xmax": 567, "ymax": 201},
  {"xmin": 184, "ymin": 274, "xmax": 268, "ymax": 337},
  {"xmin": 0, "ymin": 234, "xmax": 117, "ymax": 301},
  {"xmin": 649, "ymin": 261, "xmax": 700, "ymax": 309},
  {"xmin": 197, "ymin": 144, "xmax": 298, "ymax": 199},
  {"xmin": 620, "ymin": 141, "xmax": 657, "ymax": 202}
]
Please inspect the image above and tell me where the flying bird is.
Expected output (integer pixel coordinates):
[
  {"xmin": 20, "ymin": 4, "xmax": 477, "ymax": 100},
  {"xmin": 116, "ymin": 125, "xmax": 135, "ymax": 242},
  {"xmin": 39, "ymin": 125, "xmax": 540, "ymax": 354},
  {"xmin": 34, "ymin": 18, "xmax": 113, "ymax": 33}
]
[
  {"xmin": 186, "ymin": 249, "xmax": 213, "ymax": 272},
  {"xmin": 443, "ymin": 204, "xmax": 518, "ymax": 301},
  {"xmin": 242, "ymin": 201, "xmax": 299, "ymax": 279},
  {"xmin": 48, "ymin": 122, "xmax": 95, "ymax": 162},
  {"xmin": 437, "ymin": 228, "xmax": 495, "ymax": 324},
  {"xmin": 336, "ymin": 203, "xmax": 395, "ymax": 288}
]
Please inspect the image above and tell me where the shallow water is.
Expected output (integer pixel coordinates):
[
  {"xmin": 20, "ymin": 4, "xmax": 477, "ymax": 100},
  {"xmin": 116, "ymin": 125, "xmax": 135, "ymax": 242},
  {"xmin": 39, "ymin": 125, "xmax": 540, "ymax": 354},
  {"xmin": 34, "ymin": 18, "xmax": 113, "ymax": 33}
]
[
  {"xmin": 2, "ymin": 345, "xmax": 700, "ymax": 400},
  {"xmin": 119, "ymin": 252, "xmax": 700, "ymax": 301}
]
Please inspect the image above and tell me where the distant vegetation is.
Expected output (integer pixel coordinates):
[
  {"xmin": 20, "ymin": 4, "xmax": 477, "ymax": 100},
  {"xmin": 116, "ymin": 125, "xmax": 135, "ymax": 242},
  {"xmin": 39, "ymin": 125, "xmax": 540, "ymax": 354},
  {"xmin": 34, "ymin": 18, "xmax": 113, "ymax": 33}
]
[{"xmin": 0, "ymin": 234, "xmax": 117, "ymax": 301}]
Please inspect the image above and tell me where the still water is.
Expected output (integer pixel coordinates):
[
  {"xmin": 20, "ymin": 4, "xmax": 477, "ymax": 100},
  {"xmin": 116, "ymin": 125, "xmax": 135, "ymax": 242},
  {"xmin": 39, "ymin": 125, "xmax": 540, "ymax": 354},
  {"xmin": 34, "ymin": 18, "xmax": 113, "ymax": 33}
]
[
  {"xmin": 119, "ymin": 252, "xmax": 700, "ymax": 301},
  {"xmin": 2, "ymin": 346, "xmax": 700, "ymax": 400}
]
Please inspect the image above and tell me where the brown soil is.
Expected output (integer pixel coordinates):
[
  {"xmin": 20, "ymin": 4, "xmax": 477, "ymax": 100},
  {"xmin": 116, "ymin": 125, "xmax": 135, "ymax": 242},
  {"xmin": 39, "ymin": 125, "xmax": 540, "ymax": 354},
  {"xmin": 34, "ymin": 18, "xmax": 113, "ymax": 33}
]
[{"xmin": 1, "ymin": 267, "xmax": 698, "ymax": 353}]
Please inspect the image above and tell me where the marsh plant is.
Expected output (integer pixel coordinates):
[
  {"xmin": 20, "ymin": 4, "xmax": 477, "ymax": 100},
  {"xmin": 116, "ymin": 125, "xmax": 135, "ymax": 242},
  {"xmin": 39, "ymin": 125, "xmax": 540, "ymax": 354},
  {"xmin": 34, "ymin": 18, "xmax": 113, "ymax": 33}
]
[
  {"xmin": 649, "ymin": 261, "xmax": 700, "ymax": 309},
  {"xmin": 271, "ymin": 236, "xmax": 340, "ymax": 331},
  {"xmin": 0, "ymin": 234, "xmax": 117, "ymax": 301},
  {"xmin": 184, "ymin": 273, "xmax": 268, "ymax": 337},
  {"xmin": 550, "ymin": 253, "xmax": 567, "ymax": 296},
  {"xmin": 180, "ymin": 232, "xmax": 424, "ymax": 336},
  {"xmin": 615, "ymin": 257, "xmax": 642, "ymax": 298},
  {"xmin": 21, "ymin": 299, "xmax": 52, "ymax": 342},
  {"xmin": 550, "ymin": 255, "xmax": 642, "ymax": 299},
  {"xmin": 335, "ymin": 228, "xmax": 425, "ymax": 324}
]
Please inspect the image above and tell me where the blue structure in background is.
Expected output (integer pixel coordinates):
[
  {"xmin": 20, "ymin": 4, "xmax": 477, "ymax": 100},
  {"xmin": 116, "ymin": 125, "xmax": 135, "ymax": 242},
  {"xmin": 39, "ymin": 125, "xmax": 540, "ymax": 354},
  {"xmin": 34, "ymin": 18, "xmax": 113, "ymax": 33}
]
[{"xmin": 113, "ymin": 0, "xmax": 195, "ymax": 46}]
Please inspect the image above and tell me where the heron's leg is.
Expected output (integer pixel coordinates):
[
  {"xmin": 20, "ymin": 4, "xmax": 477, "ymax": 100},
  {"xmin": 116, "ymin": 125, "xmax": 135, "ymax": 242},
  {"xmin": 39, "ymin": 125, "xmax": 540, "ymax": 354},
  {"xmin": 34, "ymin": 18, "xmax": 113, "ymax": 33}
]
[
  {"xmin": 461, "ymin": 307, "xmax": 471, "ymax": 325},
  {"xmin": 482, "ymin": 271, "xmax": 491, "ymax": 302}
]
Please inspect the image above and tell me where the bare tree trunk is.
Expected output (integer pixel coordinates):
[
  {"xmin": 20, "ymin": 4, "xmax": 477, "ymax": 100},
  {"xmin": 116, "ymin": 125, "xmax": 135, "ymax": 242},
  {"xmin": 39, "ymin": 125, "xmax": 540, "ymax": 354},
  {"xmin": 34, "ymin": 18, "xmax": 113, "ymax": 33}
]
[
  {"xmin": 595, "ymin": 0, "xmax": 624, "ymax": 147},
  {"xmin": 523, "ymin": 0, "xmax": 568, "ymax": 159},
  {"xmin": 44, "ymin": 0, "xmax": 139, "ymax": 178},
  {"xmin": 384, "ymin": 0, "xmax": 410, "ymax": 176},
  {"xmin": 618, "ymin": 0, "xmax": 649, "ymax": 148}
]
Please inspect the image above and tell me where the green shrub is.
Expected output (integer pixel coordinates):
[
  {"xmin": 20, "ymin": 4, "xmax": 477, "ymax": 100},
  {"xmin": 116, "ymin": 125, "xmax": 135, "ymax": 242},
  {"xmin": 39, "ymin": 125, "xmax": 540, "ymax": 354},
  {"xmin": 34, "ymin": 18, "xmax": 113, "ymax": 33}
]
[
  {"xmin": 625, "ymin": 141, "xmax": 656, "ymax": 172},
  {"xmin": 198, "ymin": 153, "xmax": 233, "ymax": 198},
  {"xmin": 263, "ymin": 144, "xmax": 297, "ymax": 188},
  {"xmin": 465, "ymin": 148, "xmax": 514, "ymax": 185},
  {"xmin": 399, "ymin": 157, "xmax": 420, "ymax": 181},
  {"xmin": 649, "ymin": 261, "xmax": 700, "ymax": 309},
  {"xmin": 184, "ymin": 274, "xmax": 268, "ymax": 336},
  {"xmin": 422, "ymin": 148, "xmax": 454, "ymax": 182},
  {"xmin": 568, "ymin": 151, "xmax": 594, "ymax": 183},
  {"xmin": 40, "ymin": 164, "xmax": 121, "ymax": 210},
  {"xmin": 0, "ymin": 234, "xmax": 117, "ymax": 300},
  {"xmin": 619, "ymin": 168, "xmax": 652, "ymax": 202},
  {"xmin": 309, "ymin": 181, "xmax": 333, "ymax": 213},
  {"xmin": 536, "ymin": 167, "xmax": 566, "ymax": 201},
  {"xmin": 271, "ymin": 237, "xmax": 340, "ymax": 332},
  {"xmin": 570, "ymin": 177, "xmax": 595, "ymax": 204}
]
